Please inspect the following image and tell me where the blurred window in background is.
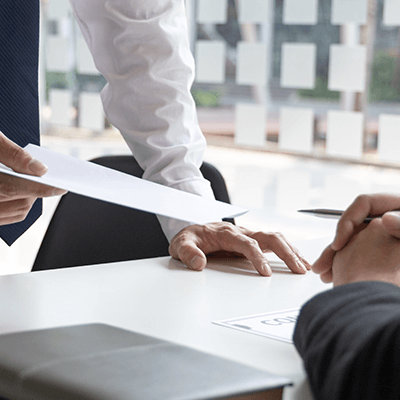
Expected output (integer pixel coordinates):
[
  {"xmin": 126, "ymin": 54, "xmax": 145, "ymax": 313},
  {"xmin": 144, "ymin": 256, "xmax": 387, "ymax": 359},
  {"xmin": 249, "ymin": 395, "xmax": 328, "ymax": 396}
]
[{"xmin": 40, "ymin": 0, "xmax": 400, "ymax": 166}]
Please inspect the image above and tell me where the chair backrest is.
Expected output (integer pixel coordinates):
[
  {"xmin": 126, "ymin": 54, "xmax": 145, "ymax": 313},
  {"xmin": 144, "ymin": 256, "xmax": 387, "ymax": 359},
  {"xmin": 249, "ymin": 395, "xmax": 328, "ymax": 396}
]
[{"xmin": 32, "ymin": 156, "xmax": 233, "ymax": 271}]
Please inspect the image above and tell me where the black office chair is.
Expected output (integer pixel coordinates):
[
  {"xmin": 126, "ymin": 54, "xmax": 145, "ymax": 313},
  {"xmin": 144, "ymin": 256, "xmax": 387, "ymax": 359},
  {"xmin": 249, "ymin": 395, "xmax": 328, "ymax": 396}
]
[{"xmin": 32, "ymin": 155, "xmax": 234, "ymax": 271}]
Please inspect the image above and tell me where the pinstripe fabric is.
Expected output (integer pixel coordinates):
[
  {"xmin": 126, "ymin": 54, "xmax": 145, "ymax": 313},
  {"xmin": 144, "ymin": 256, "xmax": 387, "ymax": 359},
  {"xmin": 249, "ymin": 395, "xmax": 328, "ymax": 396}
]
[{"xmin": 0, "ymin": 0, "xmax": 42, "ymax": 246}]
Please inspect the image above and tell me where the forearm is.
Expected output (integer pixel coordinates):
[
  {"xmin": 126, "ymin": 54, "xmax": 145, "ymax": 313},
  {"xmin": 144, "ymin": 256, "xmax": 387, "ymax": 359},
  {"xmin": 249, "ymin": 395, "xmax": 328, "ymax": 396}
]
[
  {"xmin": 294, "ymin": 281, "xmax": 400, "ymax": 400},
  {"xmin": 69, "ymin": 0, "xmax": 215, "ymax": 240}
]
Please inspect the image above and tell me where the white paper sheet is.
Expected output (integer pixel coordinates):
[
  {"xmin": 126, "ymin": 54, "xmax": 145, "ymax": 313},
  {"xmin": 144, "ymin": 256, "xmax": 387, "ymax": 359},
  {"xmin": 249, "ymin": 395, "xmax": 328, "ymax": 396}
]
[
  {"xmin": 378, "ymin": 114, "xmax": 400, "ymax": 163},
  {"xmin": 279, "ymin": 107, "xmax": 314, "ymax": 153},
  {"xmin": 328, "ymin": 45, "xmax": 367, "ymax": 92},
  {"xmin": 197, "ymin": 0, "xmax": 228, "ymax": 24},
  {"xmin": 326, "ymin": 110, "xmax": 364, "ymax": 159},
  {"xmin": 238, "ymin": 0, "xmax": 270, "ymax": 23},
  {"xmin": 383, "ymin": 0, "xmax": 400, "ymax": 26},
  {"xmin": 0, "ymin": 145, "xmax": 247, "ymax": 224},
  {"xmin": 283, "ymin": 0, "xmax": 319, "ymax": 25},
  {"xmin": 280, "ymin": 43, "xmax": 316, "ymax": 89},
  {"xmin": 213, "ymin": 308, "xmax": 300, "ymax": 343},
  {"xmin": 195, "ymin": 41, "xmax": 226, "ymax": 84},
  {"xmin": 236, "ymin": 42, "xmax": 268, "ymax": 86},
  {"xmin": 331, "ymin": 0, "xmax": 368, "ymax": 25},
  {"xmin": 235, "ymin": 104, "xmax": 266, "ymax": 148}
]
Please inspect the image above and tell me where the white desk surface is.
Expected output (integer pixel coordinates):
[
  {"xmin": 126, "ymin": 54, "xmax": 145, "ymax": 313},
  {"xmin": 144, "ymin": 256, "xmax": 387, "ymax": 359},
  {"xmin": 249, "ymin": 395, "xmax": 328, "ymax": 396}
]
[{"xmin": 0, "ymin": 239, "xmax": 332, "ymax": 400}]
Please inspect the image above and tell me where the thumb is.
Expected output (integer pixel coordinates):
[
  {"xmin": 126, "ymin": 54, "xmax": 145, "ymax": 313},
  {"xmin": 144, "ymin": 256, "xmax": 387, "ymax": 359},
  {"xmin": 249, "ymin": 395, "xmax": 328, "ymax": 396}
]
[
  {"xmin": 169, "ymin": 239, "xmax": 207, "ymax": 271},
  {"xmin": 0, "ymin": 132, "xmax": 47, "ymax": 176},
  {"xmin": 312, "ymin": 245, "xmax": 335, "ymax": 275},
  {"xmin": 382, "ymin": 212, "xmax": 400, "ymax": 239}
]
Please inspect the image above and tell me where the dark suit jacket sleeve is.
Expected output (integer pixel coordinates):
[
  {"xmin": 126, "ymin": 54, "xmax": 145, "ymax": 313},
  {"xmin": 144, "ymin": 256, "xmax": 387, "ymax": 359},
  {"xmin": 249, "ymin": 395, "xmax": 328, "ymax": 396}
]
[{"xmin": 293, "ymin": 281, "xmax": 400, "ymax": 400}]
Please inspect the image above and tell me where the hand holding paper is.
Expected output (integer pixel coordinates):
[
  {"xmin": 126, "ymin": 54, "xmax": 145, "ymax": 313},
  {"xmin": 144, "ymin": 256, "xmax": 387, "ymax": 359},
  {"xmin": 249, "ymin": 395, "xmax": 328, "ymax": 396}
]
[
  {"xmin": 0, "ymin": 133, "xmax": 66, "ymax": 225},
  {"xmin": 0, "ymin": 145, "xmax": 247, "ymax": 225}
]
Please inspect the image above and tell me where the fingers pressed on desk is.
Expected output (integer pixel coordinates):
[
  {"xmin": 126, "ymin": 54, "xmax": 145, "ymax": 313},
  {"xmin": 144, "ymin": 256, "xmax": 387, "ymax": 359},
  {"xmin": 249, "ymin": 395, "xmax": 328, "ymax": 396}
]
[
  {"xmin": 170, "ymin": 236, "xmax": 208, "ymax": 272},
  {"xmin": 211, "ymin": 225, "xmax": 273, "ymax": 276},
  {"xmin": 169, "ymin": 222, "xmax": 272, "ymax": 276},
  {"xmin": 246, "ymin": 230, "xmax": 310, "ymax": 274},
  {"xmin": 169, "ymin": 222, "xmax": 311, "ymax": 276}
]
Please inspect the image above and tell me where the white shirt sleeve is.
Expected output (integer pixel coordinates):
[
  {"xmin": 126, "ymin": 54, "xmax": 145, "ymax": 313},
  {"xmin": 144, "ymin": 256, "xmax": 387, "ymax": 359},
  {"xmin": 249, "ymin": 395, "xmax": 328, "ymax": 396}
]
[{"xmin": 69, "ymin": 0, "xmax": 216, "ymax": 241}]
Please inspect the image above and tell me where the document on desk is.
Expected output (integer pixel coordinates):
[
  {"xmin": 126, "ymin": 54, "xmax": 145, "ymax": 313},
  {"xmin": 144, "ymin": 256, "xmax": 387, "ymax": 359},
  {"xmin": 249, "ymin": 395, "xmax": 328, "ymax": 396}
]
[
  {"xmin": 213, "ymin": 308, "xmax": 300, "ymax": 343},
  {"xmin": 0, "ymin": 145, "xmax": 248, "ymax": 224}
]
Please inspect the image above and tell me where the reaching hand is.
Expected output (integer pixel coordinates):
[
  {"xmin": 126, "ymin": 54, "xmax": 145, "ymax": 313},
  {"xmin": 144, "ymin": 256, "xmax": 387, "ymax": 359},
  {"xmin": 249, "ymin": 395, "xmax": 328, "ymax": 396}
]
[
  {"xmin": 0, "ymin": 131, "xmax": 66, "ymax": 225},
  {"xmin": 169, "ymin": 222, "xmax": 311, "ymax": 276}
]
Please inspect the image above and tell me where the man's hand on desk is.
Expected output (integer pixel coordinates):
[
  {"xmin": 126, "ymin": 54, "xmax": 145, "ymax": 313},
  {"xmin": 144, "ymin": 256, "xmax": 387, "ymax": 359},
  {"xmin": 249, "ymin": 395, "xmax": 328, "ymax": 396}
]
[
  {"xmin": 312, "ymin": 194, "xmax": 400, "ymax": 284},
  {"xmin": 0, "ymin": 131, "xmax": 66, "ymax": 225},
  {"xmin": 169, "ymin": 222, "xmax": 311, "ymax": 276}
]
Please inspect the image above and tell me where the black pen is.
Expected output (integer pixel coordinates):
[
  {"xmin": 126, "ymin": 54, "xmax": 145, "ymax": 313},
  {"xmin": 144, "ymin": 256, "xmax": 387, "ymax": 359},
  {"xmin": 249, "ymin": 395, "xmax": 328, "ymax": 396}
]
[{"xmin": 298, "ymin": 209, "xmax": 375, "ymax": 223}]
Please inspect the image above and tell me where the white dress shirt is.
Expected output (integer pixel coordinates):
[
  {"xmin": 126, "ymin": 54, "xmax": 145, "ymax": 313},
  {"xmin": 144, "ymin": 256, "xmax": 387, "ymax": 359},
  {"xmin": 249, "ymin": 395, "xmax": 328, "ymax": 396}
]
[{"xmin": 69, "ymin": 0, "xmax": 216, "ymax": 241}]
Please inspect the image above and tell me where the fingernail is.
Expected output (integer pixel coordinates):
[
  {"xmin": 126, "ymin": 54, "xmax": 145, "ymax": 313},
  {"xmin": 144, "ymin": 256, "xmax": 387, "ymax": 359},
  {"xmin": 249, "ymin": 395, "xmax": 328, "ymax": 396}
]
[
  {"xmin": 299, "ymin": 256, "xmax": 311, "ymax": 270},
  {"xmin": 190, "ymin": 255, "xmax": 204, "ymax": 271},
  {"xmin": 28, "ymin": 158, "xmax": 48, "ymax": 175},
  {"xmin": 297, "ymin": 260, "xmax": 308, "ymax": 273},
  {"xmin": 263, "ymin": 261, "xmax": 272, "ymax": 276},
  {"xmin": 52, "ymin": 188, "xmax": 67, "ymax": 196}
]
